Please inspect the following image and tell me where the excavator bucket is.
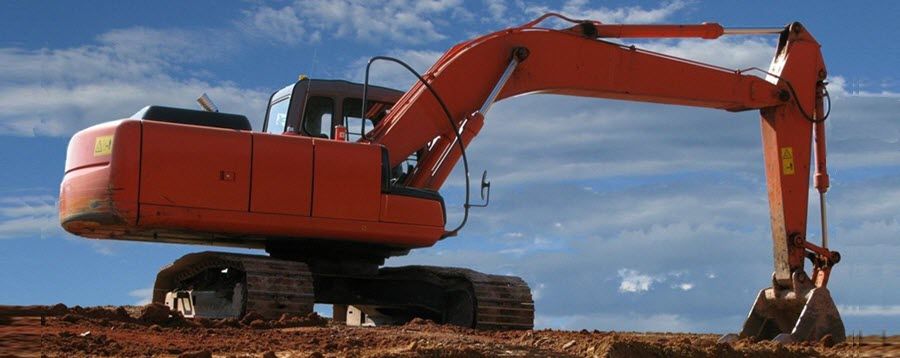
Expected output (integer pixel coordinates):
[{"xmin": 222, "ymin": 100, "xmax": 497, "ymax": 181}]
[{"xmin": 730, "ymin": 272, "xmax": 845, "ymax": 343}]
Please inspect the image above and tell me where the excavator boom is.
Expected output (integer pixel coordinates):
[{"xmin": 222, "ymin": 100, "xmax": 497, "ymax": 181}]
[{"xmin": 367, "ymin": 15, "xmax": 842, "ymax": 342}]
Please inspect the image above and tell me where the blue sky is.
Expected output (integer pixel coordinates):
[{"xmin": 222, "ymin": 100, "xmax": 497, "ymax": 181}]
[{"xmin": 1, "ymin": 1, "xmax": 898, "ymax": 334}]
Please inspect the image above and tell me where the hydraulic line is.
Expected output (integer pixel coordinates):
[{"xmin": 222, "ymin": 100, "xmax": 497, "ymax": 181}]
[{"xmin": 360, "ymin": 56, "xmax": 473, "ymax": 238}]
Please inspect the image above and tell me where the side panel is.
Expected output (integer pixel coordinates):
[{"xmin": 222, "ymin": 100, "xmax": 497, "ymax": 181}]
[
  {"xmin": 379, "ymin": 194, "xmax": 444, "ymax": 227},
  {"xmin": 250, "ymin": 133, "xmax": 314, "ymax": 216},
  {"xmin": 311, "ymin": 140, "xmax": 381, "ymax": 221},
  {"xmin": 138, "ymin": 204, "xmax": 443, "ymax": 247},
  {"xmin": 140, "ymin": 121, "xmax": 251, "ymax": 211},
  {"xmin": 60, "ymin": 120, "xmax": 141, "ymax": 235}
]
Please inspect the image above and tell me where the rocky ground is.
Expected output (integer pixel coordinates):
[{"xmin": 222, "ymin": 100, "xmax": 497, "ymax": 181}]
[{"xmin": 0, "ymin": 304, "xmax": 896, "ymax": 357}]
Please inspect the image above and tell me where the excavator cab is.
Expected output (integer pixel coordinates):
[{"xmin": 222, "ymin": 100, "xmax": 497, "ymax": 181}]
[
  {"xmin": 263, "ymin": 78, "xmax": 423, "ymax": 184},
  {"xmin": 262, "ymin": 78, "xmax": 403, "ymax": 140}
]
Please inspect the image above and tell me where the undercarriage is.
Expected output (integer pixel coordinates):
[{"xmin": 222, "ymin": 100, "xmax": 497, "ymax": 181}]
[{"xmin": 152, "ymin": 251, "xmax": 534, "ymax": 329}]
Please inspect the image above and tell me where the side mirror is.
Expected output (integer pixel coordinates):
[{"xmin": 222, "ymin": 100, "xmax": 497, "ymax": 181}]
[{"xmin": 470, "ymin": 170, "xmax": 491, "ymax": 208}]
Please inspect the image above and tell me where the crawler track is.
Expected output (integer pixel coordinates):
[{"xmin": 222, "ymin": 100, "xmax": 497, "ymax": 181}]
[
  {"xmin": 379, "ymin": 266, "xmax": 535, "ymax": 330},
  {"xmin": 154, "ymin": 252, "xmax": 315, "ymax": 319},
  {"xmin": 155, "ymin": 252, "xmax": 533, "ymax": 329}
]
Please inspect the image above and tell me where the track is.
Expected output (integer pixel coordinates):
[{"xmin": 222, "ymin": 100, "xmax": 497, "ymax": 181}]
[
  {"xmin": 153, "ymin": 252, "xmax": 315, "ymax": 319},
  {"xmin": 154, "ymin": 252, "xmax": 534, "ymax": 329},
  {"xmin": 381, "ymin": 266, "xmax": 534, "ymax": 330}
]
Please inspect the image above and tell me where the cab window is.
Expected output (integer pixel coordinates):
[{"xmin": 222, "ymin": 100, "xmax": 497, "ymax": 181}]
[
  {"xmin": 265, "ymin": 97, "xmax": 290, "ymax": 134},
  {"xmin": 303, "ymin": 96, "xmax": 334, "ymax": 138},
  {"xmin": 343, "ymin": 98, "xmax": 391, "ymax": 141}
]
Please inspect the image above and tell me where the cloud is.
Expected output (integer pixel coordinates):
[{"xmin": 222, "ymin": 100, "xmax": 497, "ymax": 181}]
[
  {"xmin": 0, "ymin": 194, "xmax": 59, "ymax": 239},
  {"xmin": 128, "ymin": 288, "xmax": 153, "ymax": 305},
  {"xmin": 534, "ymin": 311, "xmax": 739, "ymax": 333},
  {"xmin": 241, "ymin": 0, "xmax": 464, "ymax": 45},
  {"xmin": 618, "ymin": 269, "xmax": 696, "ymax": 293},
  {"xmin": 96, "ymin": 27, "xmax": 239, "ymax": 65},
  {"xmin": 0, "ymin": 190, "xmax": 122, "ymax": 256},
  {"xmin": 526, "ymin": 0, "xmax": 689, "ymax": 24},
  {"xmin": 618, "ymin": 269, "xmax": 658, "ymax": 293},
  {"xmin": 531, "ymin": 282, "xmax": 546, "ymax": 301},
  {"xmin": 484, "ymin": 0, "xmax": 508, "ymax": 23},
  {"xmin": 0, "ymin": 29, "xmax": 267, "ymax": 136},
  {"xmin": 345, "ymin": 49, "xmax": 444, "ymax": 91},
  {"xmin": 839, "ymin": 305, "xmax": 900, "ymax": 317},
  {"xmin": 638, "ymin": 37, "xmax": 775, "ymax": 71}
]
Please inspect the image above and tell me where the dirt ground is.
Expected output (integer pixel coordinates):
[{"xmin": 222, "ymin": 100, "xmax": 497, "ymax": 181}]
[{"xmin": 1, "ymin": 304, "xmax": 896, "ymax": 357}]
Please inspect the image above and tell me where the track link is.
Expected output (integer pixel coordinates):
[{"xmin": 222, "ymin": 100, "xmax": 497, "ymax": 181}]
[
  {"xmin": 380, "ymin": 266, "xmax": 535, "ymax": 330},
  {"xmin": 154, "ymin": 252, "xmax": 314, "ymax": 319}
]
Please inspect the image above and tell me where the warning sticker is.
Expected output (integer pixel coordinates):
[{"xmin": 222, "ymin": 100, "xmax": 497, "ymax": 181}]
[
  {"xmin": 781, "ymin": 147, "xmax": 795, "ymax": 175},
  {"xmin": 94, "ymin": 135, "xmax": 114, "ymax": 157}
]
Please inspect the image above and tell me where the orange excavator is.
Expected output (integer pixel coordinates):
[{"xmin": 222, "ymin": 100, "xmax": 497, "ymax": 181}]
[{"xmin": 60, "ymin": 13, "xmax": 844, "ymax": 342}]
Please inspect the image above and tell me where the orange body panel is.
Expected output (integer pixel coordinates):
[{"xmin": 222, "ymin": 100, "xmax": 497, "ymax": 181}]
[
  {"xmin": 60, "ymin": 120, "xmax": 141, "ymax": 236},
  {"xmin": 250, "ymin": 133, "xmax": 314, "ymax": 216},
  {"xmin": 380, "ymin": 194, "xmax": 444, "ymax": 227},
  {"xmin": 311, "ymin": 140, "xmax": 382, "ymax": 221},
  {"xmin": 138, "ymin": 204, "xmax": 442, "ymax": 247},
  {"xmin": 60, "ymin": 120, "xmax": 445, "ymax": 250},
  {"xmin": 140, "ymin": 121, "xmax": 251, "ymax": 211}
]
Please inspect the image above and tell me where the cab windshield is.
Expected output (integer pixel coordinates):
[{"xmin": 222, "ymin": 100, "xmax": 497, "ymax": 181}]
[{"xmin": 265, "ymin": 97, "xmax": 290, "ymax": 134}]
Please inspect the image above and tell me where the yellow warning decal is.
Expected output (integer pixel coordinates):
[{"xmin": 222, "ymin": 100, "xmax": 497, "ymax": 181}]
[
  {"xmin": 93, "ymin": 135, "xmax": 114, "ymax": 156},
  {"xmin": 781, "ymin": 147, "xmax": 795, "ymax": 175}
]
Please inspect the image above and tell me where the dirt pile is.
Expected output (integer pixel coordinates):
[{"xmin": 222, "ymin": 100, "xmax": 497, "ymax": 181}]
[{"xmin": 1, "ymin": 304, "xmax": 896, "ymax": 357}]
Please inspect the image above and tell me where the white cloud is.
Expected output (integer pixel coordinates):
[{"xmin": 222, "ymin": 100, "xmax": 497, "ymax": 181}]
[
  {"xmin": 617, "ymin": 269, "xmax": 658, "ymax": 293},
  {"xmin": 531, "ymin": 282, "xmax": 546, "ymax": 301},
  {"xmin": 534, "ymin": 312, "xmax": 725, "ymax": 332},
  {"xmin": 241, "ymin": 5, "xmax": 316, "ymax": 44},
  {"xmin": 0, "ymin": 29, "xmax": 267, "ymax": 136},
  {"xmin": 527, "ymin": 0, "xmax": 688, "ymax": 24},
  {"xmin": 241, "ymin": 0, "xmax": 464, "ymax": 45},
  {"xmin": 675, "ymin": 283, "xmax": 694, "ymax": 291},
  {"xmin": 128, "ymin": 287, "xmax": 153, "ymax": 305},
  {"xmin": 839, "ymin": 305, "xmax": 900, "ymax": 317},
  {"xmin": 484, "ymin": 0, "xmax": 507, "ymax": 22},
  {"xmin": 0, "ymin": 194, "xmax": 59, "ymax": 239},
  {"xmin": 97, "ymin": 27, "xmax": 238, "ymax": 65},
  {"xmin": 638, "ymin": 37, "xmax": 775, "ymax": 71},
  {"xmin": 345, "ymin": 49, "xmax": 444, "ymax": 91},
  {"xmin": 0, "ymin": 191, "xmax": 123, "ymax": 256}
]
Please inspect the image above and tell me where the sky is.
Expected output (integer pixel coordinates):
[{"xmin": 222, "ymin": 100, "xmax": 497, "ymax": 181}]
[{"xmin": 1, "ymin": 0, "xmax": 898, "ymax": 334}]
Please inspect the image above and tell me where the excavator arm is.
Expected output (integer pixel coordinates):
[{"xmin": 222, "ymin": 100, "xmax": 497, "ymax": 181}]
[{"xmin": 368, "ymin": 14, "xmax": 842, "ymax": 342}]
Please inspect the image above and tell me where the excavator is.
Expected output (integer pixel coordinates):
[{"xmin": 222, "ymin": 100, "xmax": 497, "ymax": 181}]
[{"xmin": 59, "ymin": 13, "xmax": 845, "ymax": 342}]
